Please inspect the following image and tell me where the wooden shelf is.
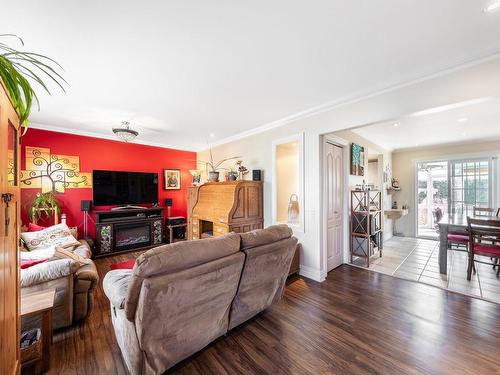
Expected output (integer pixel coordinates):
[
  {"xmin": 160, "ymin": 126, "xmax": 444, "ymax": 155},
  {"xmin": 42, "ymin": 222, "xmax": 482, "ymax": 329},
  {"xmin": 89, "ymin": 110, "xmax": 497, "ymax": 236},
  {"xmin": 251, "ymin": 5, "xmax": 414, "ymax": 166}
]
[
  {"xmin": 352, "ymin": 229, "xmax": 382, "ymax": 237},
  {"xmin": 350, "ymin": 189, "xmax": 383, "ymax": 268}
]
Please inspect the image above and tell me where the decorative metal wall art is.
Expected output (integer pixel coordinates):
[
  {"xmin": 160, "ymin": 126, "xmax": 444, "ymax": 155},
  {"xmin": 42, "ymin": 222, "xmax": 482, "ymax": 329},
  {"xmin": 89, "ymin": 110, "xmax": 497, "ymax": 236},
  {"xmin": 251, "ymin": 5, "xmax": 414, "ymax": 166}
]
[{"xmin": 20, "ymin": 146, "xmax": 92, "ymax": 193}]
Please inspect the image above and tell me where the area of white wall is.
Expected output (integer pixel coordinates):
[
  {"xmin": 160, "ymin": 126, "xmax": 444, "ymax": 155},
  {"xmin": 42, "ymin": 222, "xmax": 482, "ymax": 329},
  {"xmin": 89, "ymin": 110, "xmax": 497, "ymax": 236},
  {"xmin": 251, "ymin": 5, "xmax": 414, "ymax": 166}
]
[
  {"xmin": 367, "ymin": 161, "xmax": 379, "ymax": 185},
  {"xmin": 392, "ymin": 140, "xmax": 500, "ymax": 237},
  {"xmin": 197, "ymin": 57, "xmax": 500, "ymax": 282},
  {"xmin": 276, "ymin": 144, "xmax": 300, "ymax": 223}
]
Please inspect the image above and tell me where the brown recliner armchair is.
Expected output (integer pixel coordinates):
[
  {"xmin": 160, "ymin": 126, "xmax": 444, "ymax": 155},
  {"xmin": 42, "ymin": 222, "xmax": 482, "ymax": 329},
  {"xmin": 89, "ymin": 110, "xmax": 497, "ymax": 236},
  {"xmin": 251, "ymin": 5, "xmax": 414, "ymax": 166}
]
[{"xmin": 20, "ymin": 240, "xmax": 99, "ymax": 329}]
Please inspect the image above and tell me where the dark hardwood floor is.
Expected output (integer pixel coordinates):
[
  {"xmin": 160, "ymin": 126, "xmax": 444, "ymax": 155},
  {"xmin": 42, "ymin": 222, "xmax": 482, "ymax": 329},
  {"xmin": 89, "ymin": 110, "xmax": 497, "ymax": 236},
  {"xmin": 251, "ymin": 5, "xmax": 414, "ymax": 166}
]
[{"xmin": 48, "ymin": 252, "xmax": 500, "ymax": 375}]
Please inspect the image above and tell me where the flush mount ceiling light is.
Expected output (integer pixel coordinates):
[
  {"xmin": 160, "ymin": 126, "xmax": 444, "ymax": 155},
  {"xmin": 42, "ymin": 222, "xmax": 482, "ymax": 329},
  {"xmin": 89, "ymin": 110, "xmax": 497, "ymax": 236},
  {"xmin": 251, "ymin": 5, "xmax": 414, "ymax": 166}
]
[
  {"xmin": 393, "ymin": 123, "xmax": 399, "ymax": 127},
  {"xmin": 113, "ymin": 121, "xmax": 138, "ymax": 142},
  {"xmin": 484, "ymin": 1, "xmax": 500, "ymax": 12}
]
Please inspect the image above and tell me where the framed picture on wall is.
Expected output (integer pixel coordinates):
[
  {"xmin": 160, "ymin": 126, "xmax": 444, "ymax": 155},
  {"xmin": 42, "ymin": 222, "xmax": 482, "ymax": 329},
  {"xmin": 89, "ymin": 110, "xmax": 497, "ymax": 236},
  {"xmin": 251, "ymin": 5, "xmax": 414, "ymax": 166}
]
[
  {"xmin": 164, "ymin": 169, "xmax": 181, "ymax": 190},
  {"xmin": 350, "ymin": 143, "xmax": 365, "ymax": 176}
]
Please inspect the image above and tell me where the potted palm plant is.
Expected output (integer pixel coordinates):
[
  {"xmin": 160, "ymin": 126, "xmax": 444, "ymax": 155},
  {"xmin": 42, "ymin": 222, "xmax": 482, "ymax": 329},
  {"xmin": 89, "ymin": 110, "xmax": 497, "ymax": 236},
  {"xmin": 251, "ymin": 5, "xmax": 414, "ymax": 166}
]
[{"xmin": 0, "ymin": 34, "xmax": 66, "ymax": 131}]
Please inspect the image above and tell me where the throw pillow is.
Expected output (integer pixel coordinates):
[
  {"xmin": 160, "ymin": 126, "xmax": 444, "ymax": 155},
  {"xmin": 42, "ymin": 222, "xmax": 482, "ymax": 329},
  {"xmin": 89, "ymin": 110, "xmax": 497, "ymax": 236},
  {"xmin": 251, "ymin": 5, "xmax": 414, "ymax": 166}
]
[
  {"xmin": 20, "ymin": 223, "xmax": 81, "ymax": 251},
  {"xmin": 110, "ymin": 259, "xmax": 136, "ymax": 270},
  {"xmin": 20, "ymin": 259, "xmax": 49, "ymax": 269},
  {"xmin": 51, "ymin": 246, "xmax": 92, "ymax": 267},
  {"xmin": 28, "ymin": 223, "xmax": 46, "ymax": 232}
]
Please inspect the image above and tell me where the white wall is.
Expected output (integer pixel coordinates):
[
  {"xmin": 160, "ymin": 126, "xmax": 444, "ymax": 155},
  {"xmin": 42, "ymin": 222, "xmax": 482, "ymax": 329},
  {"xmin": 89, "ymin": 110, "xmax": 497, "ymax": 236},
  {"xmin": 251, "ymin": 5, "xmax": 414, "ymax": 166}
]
[
  {"xmin": 392, "ymin": 140, "xmax": 500, "ymax": 237},
  {"xmin": 198, "ymin": 58, "xmax": 500, "ymax": 282},
  {"xmin": 276, "ymin": 144, "xmax": 300, "ymax": 223},
  {"xmin": 368, "ymin": 161, "xmax": 379, "ymax": 186}
]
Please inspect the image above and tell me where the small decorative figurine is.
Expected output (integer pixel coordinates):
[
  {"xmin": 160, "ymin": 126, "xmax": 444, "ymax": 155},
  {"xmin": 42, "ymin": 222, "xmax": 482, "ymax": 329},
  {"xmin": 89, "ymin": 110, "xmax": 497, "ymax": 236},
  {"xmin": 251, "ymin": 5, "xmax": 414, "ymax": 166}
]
[
  {"xmin": 236, "ymin": 160, "xmax": 249, "ymax": 180},
  {"xmin": 391, "ymin": 177, "xmax": 400, "ymax": 190}
]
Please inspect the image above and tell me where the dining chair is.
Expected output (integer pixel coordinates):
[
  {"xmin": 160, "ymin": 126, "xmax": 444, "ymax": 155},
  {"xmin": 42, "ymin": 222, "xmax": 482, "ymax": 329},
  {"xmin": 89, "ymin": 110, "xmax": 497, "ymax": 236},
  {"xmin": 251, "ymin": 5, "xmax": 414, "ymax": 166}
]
[
  {"xmin": 467, "ymin": 217, "xmax": 500, "ymax": 280},
  {"xmin": 446, "ymin": 230, "xmax": 474, "ymax": 273},
  {"xmin": 433, "ymin": 207, "xmax": 443, "ymax": 233},
  {"xmin": 446, "ymin": 208, "xmax": 468, "ymax": 252},
  {"xmin": 494, "ymin": 208, "xmax": 500, "ymax": 270}
]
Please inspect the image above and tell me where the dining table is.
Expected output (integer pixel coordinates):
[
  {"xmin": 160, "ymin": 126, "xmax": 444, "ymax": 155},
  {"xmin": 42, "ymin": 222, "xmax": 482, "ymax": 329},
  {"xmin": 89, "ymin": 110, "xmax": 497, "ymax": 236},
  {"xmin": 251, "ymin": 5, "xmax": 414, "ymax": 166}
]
[{"xmin": 437, "ymin": 213, "xmax": 500, "ymax": 274}]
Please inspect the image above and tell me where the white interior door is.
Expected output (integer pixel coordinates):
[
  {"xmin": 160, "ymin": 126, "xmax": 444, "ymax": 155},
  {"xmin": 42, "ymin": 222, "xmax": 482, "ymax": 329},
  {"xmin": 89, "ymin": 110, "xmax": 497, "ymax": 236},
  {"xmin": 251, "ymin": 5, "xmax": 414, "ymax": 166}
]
[{"xmin": 326, "ymin": 142, "xmax": 343, "ymax": 271}]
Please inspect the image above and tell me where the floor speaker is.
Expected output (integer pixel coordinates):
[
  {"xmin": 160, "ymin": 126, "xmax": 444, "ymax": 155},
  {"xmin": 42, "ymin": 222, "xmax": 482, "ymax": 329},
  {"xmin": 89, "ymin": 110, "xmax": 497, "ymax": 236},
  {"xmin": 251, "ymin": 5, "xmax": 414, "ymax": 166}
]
[{"xmin": 81, "ymin": 200, "xmax": 91, "ymax": 212}]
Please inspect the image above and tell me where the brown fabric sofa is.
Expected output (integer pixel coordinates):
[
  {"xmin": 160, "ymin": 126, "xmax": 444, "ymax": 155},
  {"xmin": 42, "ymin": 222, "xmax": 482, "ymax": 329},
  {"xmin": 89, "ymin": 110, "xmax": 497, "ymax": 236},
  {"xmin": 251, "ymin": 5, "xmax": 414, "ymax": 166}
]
[
  {"xmin": 103, "ymin": 225, "xmax": 297, "ymax": 375},
  {"xmin": 229, "ymin": 225, "xmax": 297, "ymax": 329},
  {"xmin": 21, "ymin": 240, "xmax": 99, "ymax": 329}
]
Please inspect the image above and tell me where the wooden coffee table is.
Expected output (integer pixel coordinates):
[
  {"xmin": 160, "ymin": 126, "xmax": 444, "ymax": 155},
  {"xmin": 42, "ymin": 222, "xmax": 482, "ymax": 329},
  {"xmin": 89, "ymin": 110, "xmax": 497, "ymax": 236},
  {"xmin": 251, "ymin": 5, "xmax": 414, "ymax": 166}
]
[{"xmin": 21, "ymin": 289, "xmax": 55, "ymax": 372}]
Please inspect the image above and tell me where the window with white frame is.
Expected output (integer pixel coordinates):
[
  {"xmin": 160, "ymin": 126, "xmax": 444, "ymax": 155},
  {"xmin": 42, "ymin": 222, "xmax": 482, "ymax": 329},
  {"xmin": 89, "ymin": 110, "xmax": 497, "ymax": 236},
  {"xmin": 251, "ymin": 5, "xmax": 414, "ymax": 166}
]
[{"xmin": 450, "ymin": 158, "xmax": 493, "ymax": 215}]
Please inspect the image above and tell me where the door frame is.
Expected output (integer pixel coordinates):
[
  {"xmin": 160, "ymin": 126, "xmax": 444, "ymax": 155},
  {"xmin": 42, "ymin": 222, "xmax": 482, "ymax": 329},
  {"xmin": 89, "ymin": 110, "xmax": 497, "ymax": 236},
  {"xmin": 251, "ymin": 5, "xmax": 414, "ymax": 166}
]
[{"xmin": 321, "ymin": 134, "xmax": 350, "ymax": 277}]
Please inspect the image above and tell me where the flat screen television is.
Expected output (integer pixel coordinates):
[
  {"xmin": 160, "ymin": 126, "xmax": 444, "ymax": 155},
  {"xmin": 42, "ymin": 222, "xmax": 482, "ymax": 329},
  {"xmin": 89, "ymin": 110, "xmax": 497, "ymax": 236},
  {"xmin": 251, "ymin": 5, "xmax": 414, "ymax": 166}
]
[{"xmin": 92, "ymin": 170, "xmax": 158, "ymax": 207}]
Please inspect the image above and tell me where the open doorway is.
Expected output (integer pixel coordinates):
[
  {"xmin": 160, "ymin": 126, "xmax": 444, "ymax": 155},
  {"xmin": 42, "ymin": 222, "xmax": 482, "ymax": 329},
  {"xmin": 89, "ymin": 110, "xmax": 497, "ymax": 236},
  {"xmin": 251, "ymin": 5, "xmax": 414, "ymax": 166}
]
[
  {"xmin": 416, "ymin": 160, "xmax": 448, "ymax": 239},
  {"xmin": 321, "ymin": 130, "xmax": 392, "ymax": 271},
  {"xmin": 321, "ymin": 96, "xmax": 500, "ymax": 304}
]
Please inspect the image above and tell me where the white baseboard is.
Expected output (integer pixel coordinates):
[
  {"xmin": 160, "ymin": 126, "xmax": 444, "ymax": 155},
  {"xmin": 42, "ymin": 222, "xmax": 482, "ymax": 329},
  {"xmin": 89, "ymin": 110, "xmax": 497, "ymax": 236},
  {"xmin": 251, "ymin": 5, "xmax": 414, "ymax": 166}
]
[{"xmin": 299, "ymin": 265, "xmax": 326, "ymax": 282}]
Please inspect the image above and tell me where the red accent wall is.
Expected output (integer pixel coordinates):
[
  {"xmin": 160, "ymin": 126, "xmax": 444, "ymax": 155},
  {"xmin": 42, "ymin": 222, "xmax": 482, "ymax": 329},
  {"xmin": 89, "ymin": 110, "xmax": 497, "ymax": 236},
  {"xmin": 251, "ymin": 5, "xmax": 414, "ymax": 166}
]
[{"xmin": 21, "ymin": 128, "xmax": 196, "ymax": 238}]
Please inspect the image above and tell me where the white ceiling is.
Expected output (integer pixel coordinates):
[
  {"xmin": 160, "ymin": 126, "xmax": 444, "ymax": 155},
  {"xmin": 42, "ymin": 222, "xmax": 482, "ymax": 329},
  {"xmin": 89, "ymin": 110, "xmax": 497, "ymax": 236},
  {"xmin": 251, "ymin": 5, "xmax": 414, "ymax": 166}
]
[
  {"xmin": 352, "ymin": 97, "xmax": 500, "ymax": 151},
  {"xmin": 3, "ymin": 1, "xmax": 500, "ymax": 151}
]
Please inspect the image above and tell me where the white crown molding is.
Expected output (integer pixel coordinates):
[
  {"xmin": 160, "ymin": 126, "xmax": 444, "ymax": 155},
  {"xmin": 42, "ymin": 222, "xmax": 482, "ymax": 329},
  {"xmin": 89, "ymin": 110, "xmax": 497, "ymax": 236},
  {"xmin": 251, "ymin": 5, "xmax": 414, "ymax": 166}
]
[
  {"xmin": 198, "ymin": 51, "xmax": 500, "ymax": 152},
  {"xmin": 392, "ymin": 136, "xmax": 500, "ymax": 154},
  {"xmin": 27, "ymin": 122, "xmax": 197, "ymax": 152}
]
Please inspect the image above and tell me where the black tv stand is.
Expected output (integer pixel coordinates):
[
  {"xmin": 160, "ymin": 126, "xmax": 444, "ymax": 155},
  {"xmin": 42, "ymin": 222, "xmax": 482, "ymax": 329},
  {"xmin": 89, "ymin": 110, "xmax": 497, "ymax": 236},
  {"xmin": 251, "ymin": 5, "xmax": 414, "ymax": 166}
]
[
  {"xmin": 93, "ymin": 207, "xmax": 164, "ymax": 257},
  {"xmin": 111, "ymin": 205, "xmax": 145, "ymax": 211}
]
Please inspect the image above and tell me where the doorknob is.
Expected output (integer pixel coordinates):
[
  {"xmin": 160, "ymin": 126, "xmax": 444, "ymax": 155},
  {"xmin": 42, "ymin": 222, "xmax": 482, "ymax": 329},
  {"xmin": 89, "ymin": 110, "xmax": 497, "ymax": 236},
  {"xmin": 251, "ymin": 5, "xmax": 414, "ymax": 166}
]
[
  {"xmin": 2, "ymin": 193, "xmax": 13, "ymax": 205},
  {"xmin": 2, "ymin": 193, "xmax": 14, "ymax": 233}
]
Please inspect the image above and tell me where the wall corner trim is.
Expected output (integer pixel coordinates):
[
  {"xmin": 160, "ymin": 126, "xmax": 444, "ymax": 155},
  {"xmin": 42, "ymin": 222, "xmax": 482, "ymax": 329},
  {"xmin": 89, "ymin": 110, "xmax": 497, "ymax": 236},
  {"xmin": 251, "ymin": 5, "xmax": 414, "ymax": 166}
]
[{"xmin": 299, "ymin": 265, "xmax": 326, "ymax": 282}]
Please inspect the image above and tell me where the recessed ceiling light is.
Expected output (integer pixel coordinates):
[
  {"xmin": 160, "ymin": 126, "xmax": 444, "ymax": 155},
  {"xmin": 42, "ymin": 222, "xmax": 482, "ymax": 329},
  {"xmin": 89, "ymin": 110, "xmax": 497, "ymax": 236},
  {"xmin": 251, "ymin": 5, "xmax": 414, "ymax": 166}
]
[
  {"xmin": 458, "ymin": 117, "xmax": 468, "ymax": 123},
  {"xmin": 393, "ymin": 123, "xmax": 399, "ymax": 127},
  {"xmin": 209, "ymin": 133, "xmax": 215, "ymax": 138},
  {"xmin": 415, "ymin": 143, "xmax": 420, "ymax": 147},
  {"xmin": 484, "ymin": 1, "xmax": 500, "ymax": 12}
]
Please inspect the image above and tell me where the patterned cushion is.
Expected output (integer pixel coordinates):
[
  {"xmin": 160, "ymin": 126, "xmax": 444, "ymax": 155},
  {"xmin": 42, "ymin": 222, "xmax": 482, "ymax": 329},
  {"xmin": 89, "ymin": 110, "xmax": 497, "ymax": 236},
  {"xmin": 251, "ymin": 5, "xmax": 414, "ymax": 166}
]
[{"xmin": 20, "ymin": 223, "xmax": 81, "ymax": 251}]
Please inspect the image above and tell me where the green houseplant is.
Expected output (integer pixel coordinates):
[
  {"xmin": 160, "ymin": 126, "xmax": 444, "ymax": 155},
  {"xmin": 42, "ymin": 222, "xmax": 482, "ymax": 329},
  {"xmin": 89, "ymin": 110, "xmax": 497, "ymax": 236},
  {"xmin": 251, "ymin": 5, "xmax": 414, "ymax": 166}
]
[
  {"xmin": 199, "ymin": 148, "xmax": 241, "ymax": 182},
  {"xmin": 29, "ymin": 192, "xmax": 61, "ymax": 222},
  {"xmin": 0, "ymin": 34, "xmax": 65, "ymax": 130}
]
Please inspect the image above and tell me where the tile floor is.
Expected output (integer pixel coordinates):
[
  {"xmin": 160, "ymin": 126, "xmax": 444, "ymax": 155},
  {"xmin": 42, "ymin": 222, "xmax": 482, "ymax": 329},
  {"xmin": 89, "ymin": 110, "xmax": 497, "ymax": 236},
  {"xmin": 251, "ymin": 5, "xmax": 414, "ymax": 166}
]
[{"xmin": 352, "ymin": 236, "xmax": 500, "ymax": 304}]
